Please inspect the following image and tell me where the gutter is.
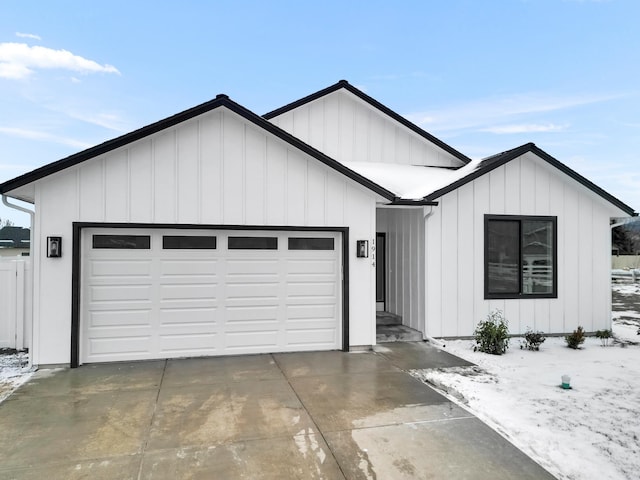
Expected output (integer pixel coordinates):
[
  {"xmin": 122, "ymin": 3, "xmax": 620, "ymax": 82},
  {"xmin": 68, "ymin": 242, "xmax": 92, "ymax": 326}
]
[
  {"xmin": 2, "ymin": 195, "xmax": 35, "ymax": 368},
  {"xmin": 611, "ymin": 216, "xmax": 640, "ymax": 229}
]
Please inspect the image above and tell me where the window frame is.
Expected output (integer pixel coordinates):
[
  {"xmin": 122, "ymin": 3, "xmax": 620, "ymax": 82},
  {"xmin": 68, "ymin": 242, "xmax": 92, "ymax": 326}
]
[
  {"xmin": 484, "ymin": 214, "xmax": 558, "ymax": 299},
  {"xmin": 92, "ymin": 234, "xmax": 151, "ymax": 250},
  {"xmin": 228, "ymin": 236, "xmax": 278, "ymax": 250},
  {"xmin": 162, "ymin": 235, "xmax": 217, "ymax": 250}
]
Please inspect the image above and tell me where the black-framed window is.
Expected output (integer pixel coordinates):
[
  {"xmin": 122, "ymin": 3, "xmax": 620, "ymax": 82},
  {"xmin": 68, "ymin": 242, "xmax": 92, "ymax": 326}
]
[
  {"xmin": 485, "ymin": 215, "xmax": 557, "ymax": 299},
  {"xmin": 93, "ymin": 235, "xmax": 150, "ymax": 249},
  {"xmin": 163, "ymin": 236, "xmax": 217, "ymax": 249},
  {"xmin": 228, "ymin": 236, "xmax": 278, "ymax": 250},
  {"xmin": 288, "ymin": 237, "xmax": 334, "ymax": 250}
]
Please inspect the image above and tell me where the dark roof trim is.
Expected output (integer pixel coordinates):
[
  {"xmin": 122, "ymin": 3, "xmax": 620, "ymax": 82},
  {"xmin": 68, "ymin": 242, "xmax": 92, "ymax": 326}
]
[
  {"xmin": 0, "ymin": 95, "xmax": 397, "ymax": 201},
  {"xmin": 423, "ymin": 142, "xmax": 637, "ymax": 216},
  {"xmin": 263, "ymin": 80, "xmax": 472, "ymax": 166},
  {"xmin": 387, "ymin": 199, "xmax": 439, "ymax": 207}
]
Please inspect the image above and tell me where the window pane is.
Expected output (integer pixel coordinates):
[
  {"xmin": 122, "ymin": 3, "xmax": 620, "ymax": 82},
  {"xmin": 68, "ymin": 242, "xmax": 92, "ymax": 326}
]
[
  {"xmin": 93, "ymin": 235, "xmax": 150, "ymax": 249},
  {"xmin": 288, "ymin": 237, "xmax": 334, "ymax": 250},
  {"xmin": 522, "ymin": 220, "xmax": 553, "ymax": 294},
  {"xmin": 487, "ymin": 220, "xmax": 520, "ymax": 294},
  {"xmin": 228, "ymin": 236, "xmax": 277, "ymax": 250},
  {"xmin": 163, "ymin": 236, "xmax": 216, "ymax": 249}
]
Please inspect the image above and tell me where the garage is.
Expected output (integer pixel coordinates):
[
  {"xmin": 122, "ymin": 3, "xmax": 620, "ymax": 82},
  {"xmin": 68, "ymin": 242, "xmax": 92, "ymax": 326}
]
[{"xmin": 80, "ymin": 227, "xmax": 343, "ymax": 364}]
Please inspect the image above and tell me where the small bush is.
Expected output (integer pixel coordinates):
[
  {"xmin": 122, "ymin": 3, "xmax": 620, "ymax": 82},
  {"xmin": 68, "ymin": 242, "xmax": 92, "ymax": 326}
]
[
  {"xmin": 595, "ymin": 329, "xmax": 612, "ymax": 347},
  {"xmin": 565, "ymin": 326, "xmax": 585, "ymax": 349},
  {"xmin": 474, "ymin": 310, "xmax": 509, "ymax": 355},
  {"xmin": 520, "ymin": 329, "xmax": 546, "ymax": 351}
]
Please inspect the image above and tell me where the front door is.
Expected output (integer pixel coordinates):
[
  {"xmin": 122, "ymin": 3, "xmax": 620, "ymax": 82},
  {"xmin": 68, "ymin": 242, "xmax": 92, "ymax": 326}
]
[{"xmin": 376, "ymin": 233, "xmax": 385, "ymax": 311}]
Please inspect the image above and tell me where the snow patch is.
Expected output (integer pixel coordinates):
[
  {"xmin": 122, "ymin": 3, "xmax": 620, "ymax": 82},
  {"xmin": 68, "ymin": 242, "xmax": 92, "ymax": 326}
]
[{"xmin": 412, "ymin": 331, "xmax": 640, "ymax": 480}]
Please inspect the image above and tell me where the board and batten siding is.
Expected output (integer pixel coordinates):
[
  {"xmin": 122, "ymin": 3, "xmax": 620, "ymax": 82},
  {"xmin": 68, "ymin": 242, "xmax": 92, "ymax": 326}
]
[
  {"xmin": 425, "ymin": 152, "xmax": 621, "ymax": 338},
  {"xmin": 376, "ymin": 208, "xmax": 425, "ymax": 333},
  {"xmin": 268, "ymin": 89, "xmax": 465, "ymax": 168},
  {"xmin": 30, "ymin": 107, "xmax": 378, "ymax": 365}
]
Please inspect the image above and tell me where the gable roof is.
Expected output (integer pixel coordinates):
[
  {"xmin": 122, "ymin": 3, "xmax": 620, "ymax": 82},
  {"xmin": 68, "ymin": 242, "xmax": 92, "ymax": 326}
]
[
  {"xmin": 263, "ymin": 80, "xmax": 472, "ymax": 166},
  {"xmin": 422, "ymin": 142, "xmax": 636, "ymax": 216},
  {"xmin": 0, "ymin": 226, "xmax": 30, "ymax": 248},
  {"xmin": 0, "ymin": 95, "xmax": 403, "ymax": 203}
]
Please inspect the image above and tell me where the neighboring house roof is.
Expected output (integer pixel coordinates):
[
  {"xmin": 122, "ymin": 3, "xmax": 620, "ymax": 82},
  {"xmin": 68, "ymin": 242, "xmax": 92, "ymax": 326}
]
[
  {"xmin": 0, "ymin": 95, "xmax": 407, "ymax": 204},
  {"xmin": 0, "ymin": 226, "xmax": 30, "ymax": 248},
  {"xmin": 263, "ymin": 80, "xmax": 472, "ymax": 166}
]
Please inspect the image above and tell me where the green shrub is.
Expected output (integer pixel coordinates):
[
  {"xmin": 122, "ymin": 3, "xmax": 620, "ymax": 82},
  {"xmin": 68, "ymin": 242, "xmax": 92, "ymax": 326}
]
[
  {"xmin": 565, "ymin": 326, "xmax": 585, "ymax": 349},
  {"xmin": 595, "ymin": 329, "xmax": 612, "ymax": 347},
  {"xmin": 521, "ymin": 329, "xmax": 546, "ymax": 351},
  {"xmin": 474, "ymin": 310, "xmax": 509, "ymax": 355}
]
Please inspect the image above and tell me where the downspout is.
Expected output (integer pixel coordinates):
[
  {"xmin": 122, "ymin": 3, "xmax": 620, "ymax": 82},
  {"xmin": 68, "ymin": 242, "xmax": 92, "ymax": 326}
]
[
  {"xmin": 2, "ymin": 195, "xmax": 35, "ymax": 368},
  {"xmin": 422, "ymin": 205, "xmax": 446, "ymax": 348}
]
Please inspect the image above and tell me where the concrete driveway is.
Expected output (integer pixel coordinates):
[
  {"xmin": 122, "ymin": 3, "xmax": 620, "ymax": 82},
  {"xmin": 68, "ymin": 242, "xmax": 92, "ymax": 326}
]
[{"xmin": 0, "ymin": 343, "xmax": 555, "ymax": 479}]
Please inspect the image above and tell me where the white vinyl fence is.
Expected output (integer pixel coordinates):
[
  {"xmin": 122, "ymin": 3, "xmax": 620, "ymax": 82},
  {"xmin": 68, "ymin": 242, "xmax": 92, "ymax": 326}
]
[{"xmin": 0, "ymin": 258, "xmax": 31, "ymax": 350}]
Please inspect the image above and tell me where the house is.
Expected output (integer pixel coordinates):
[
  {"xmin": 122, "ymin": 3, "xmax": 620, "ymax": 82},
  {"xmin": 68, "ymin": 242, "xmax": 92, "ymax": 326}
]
[
  {"xmin": 0, "ymin": 226, "xmax": 30, "ymax": 257},
  {"xmin": 0, "ymin": 80, "xmax": 635, "ymax": 367}
]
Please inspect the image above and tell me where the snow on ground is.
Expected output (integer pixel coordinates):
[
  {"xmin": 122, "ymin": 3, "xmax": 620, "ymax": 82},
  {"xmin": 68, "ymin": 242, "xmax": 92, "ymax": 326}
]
[
  {"xmin": 0, "ymin": 350, "xmax": 34, "ymax": 403},
  {"xmin": 412, "ymin": 283, "xmax": 640, "ymax": 480}
]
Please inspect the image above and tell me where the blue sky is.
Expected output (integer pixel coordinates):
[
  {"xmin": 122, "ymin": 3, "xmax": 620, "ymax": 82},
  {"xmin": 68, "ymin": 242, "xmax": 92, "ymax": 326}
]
[{"xmin": 1, "ymin": 0, "xmax": 639, "ymax": 226}]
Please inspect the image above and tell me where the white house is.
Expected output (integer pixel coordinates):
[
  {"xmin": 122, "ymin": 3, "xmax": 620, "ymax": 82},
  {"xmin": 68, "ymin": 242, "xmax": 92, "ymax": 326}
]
[{"xmin": 1, "ymin": 81, "xmax": 635, "ymax": 367}]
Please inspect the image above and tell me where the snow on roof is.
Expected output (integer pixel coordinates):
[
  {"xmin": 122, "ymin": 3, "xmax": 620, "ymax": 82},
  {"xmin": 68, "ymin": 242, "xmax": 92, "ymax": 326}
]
[{"xmin": 343, "ymin": 160, "xmax": 483, "ymax": 201}]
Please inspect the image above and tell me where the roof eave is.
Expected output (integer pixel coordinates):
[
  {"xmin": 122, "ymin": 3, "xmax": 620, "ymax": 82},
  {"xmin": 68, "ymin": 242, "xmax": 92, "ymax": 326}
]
[
  {"xmin": 0, "ymin": 94, "xmax": 398, "ymax": 203},
  {"xmin": 264, "ymin": 80, "xmax": 472, "ymax": 166},
  {"xmin": 422, "ymin": 143, "xmax": 637, "ymax": 217}
]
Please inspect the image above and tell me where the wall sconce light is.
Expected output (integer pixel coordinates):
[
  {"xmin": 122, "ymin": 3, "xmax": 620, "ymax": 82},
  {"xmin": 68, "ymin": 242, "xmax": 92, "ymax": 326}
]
[
  {"xmin": 47, "ymin": 236, "xmax": 62, "ymax": 258},
  {"xmin": 356, "ymin": 240, "xmax": 369, "ymax": 258}
]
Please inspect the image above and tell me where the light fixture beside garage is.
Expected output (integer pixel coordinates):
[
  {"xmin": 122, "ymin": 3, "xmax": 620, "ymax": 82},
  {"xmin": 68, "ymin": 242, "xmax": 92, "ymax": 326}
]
[
  {"xmin": 356, "ymin": 240, "xmax": 369, "ymax": 258},
  {"xmin": 47, "ymin": 236, "xmax": 62, "ymax": 258}
]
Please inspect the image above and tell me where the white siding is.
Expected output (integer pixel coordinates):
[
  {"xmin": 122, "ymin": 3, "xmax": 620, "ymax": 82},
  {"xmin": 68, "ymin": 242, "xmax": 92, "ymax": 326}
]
[
  {"xmin": 425, "ymin": 152, "xmax": 625, "ymax": 338},
  {"xmin": 376, "ymin": 207, "xmax": 424, "ymax": 332},
  {"xmin": 30, "ymin": 107, "xmax": 378, "ymax": 365},
  {"xmin": 269, "ymin": 89, "xmax": 465, "ymax": 168}
]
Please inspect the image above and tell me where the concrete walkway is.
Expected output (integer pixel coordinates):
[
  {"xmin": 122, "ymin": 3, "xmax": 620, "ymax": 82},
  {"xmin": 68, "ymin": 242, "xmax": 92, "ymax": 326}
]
[{"xmin": 0, "ymin": 343, "xmax": 555, "ymax": 479}]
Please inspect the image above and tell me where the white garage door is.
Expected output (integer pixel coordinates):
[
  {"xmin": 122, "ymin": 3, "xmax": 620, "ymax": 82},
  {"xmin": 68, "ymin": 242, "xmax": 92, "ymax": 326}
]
[{"xmin": 81, "ymin": 228, "xmax": 342, "ymax": 363}]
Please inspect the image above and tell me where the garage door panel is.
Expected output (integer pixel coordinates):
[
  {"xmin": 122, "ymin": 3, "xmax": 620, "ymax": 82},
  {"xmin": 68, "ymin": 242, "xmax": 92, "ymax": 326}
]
[
  {"xmin": 226, "ymin": 305, "xmax": 279, "ymax": 322},
  {"xmin": 158, "ymin": 333, "xmax": 218, "ymax": 353},
  {"xmin": 90, "ymin": 259, "xmax": 153, "ymax": 277},
  {"xmin": 88, "ymin": 335, "xmax": 152, "ymax": 356},
  {"xmin": 226, "ymin": 282, "xmax": 280, "ymax": 299},
  {"xmin": 286, "ymin": 329, "xmax": 337, "ymax": 347},
  {"xmin": 287, "ymin": 281, "xmax": 336, "ymax": 298},
  {"xmin": 225, "ymin": 331, "xmax": 278, "ymax": 349},
  {"xmin": 226, "ymin": 259, "xmax": 279, "ymax": 275},
  {"xmin": 160, "ymin": 283, "xmax": 218, "ymax": 300},
  {"xmin": 287, "ymin": 304, "xmax": 336, "ymax": 319},
  {"xmin": 90, "ymin": 285, "xmax": 153, "ymax": 302},
  {"xmin": 159, "ymin": 307, "xmax": 217, "ymax": 326},
  {"xmin": 82, "ymin": 229, "xmax": 341, "ymax": 363},
  {"xmin": 160, "ymin": 260, "xmax": 218, "ymax": 277},
  {"xmin": 287, "ymin": 259, "xmax": 336, "ymax": 274},
  {"xmin": 89, "ymin": 309, "xmax": 152, "ymax": 328}
]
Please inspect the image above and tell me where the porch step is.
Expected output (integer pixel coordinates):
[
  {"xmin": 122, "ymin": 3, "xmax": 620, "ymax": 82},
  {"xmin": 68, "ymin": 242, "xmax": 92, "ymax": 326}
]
[
  {"xmin": 376, "ymin": 324, "xmax": 423, "ymax": 343},
  {"xmin": 376, "ymin": 311, "xmax": 402, "ymax": 326}
]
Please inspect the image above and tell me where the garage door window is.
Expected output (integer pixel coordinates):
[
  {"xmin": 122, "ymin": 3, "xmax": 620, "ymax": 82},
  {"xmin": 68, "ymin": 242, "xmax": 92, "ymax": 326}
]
[
  {"xmin": 228, "ymin": 236, "xmax": 278, "ymax": 250},
  {"xmin": 288, "ymin": 237, "xmax": 335, "ymax": 250},
  {"xmin": 163, "ymin": 235, "xmax": 217, "ymax": 249},
  {"xmin": 92, "ymin": 235, "xmax": 150, "ymax": 249}
]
